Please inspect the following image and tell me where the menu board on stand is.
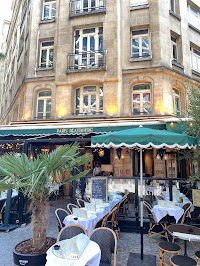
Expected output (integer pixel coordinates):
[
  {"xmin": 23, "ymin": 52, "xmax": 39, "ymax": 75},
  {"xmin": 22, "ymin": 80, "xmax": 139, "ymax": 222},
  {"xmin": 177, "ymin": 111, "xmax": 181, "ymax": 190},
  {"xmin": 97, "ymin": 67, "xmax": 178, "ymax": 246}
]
[
  {"xmin": 91, "ymin": 177, "xmax": 108, "ymax": 202},
  {"xmin": 192, "ymin": 189, "xmax": 200, "ymax": 207}
]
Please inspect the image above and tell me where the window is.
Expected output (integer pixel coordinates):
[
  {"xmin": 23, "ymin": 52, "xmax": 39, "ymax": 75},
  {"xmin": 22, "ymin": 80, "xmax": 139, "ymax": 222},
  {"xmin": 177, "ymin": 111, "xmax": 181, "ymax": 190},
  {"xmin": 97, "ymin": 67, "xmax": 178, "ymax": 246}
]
[
  {"xmin": 74, "ymin": 27, "xmax": 103, "ymax": 69},
  {"xmin": 171, "ymin": 36, "xmax": 177, "ymax": 61},
  {"xmin": 172, "ymin": 88, "xmax": 180, "ymax": 116},
  {"xmin": 37, "ymin": 91, "xmax": 51, "ymax": 119},
  {"xmin": 191, "ymin": 47, "xmax": 200, "ymax": 73},
  {"xmin": 75, "ymin": 86, "xmax": 103, "ymax": 115},
  {"xmin": 131, "ymin": 29, "xmax": 150, "ymax": 58},
  {"xmin": 70, "ymin": 0, "xmax": 105, "ymax": 14},
  {"xmin": 132, "ymin": 84, "xmax": 151, "ymax": 115},
  {"xmin": 40, "ymin": 41, "xmax": 54, "ymax": 68},
  {"xmin": 130, "ymin": 0, "xmax": 148, "ymax": 6},
  {"xmin": 187, "ymin": 4, "xmax": 200, "ymax": 30},
  {"xmin": 170, "ymin": 0, "xmax": 175, "ymax": 12},
  {"xmin": 43, "ymin": 0, "xmax": 56, "ymax": 20}
]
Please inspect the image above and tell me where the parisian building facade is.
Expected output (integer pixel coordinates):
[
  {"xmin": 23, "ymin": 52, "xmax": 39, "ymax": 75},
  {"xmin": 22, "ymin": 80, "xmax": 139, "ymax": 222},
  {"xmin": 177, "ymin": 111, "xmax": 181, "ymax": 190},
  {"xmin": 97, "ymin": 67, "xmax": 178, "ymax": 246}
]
[{"xmin": 1, "ymin": 0, "xmax": 200, "ymax": 125}]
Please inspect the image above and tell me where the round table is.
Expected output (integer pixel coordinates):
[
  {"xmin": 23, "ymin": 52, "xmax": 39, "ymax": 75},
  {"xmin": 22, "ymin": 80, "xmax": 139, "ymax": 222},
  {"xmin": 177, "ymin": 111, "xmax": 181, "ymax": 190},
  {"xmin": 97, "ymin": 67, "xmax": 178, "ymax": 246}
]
[
  {"xmin": 63, "ymin": 214, "xmax": 99, "ymax": 235},
  {"xmin": 152, "ymin": 205, "xmax": 184, "ymax": 223},
  {"xmin": 46, "ymin": 239, "xmax": 101, "ymax": 266},
  {"xmin": 167, "ymin": 224, "xmax": 200, "ymax": 256}
]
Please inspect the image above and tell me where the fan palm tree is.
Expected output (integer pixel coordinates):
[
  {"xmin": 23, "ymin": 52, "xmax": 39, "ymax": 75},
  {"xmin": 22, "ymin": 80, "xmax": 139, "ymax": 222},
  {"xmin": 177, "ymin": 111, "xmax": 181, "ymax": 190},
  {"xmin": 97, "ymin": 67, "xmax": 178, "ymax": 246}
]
[{"xmin": 0, "ymin": 143, "xmax": 92, "ymax": 251}]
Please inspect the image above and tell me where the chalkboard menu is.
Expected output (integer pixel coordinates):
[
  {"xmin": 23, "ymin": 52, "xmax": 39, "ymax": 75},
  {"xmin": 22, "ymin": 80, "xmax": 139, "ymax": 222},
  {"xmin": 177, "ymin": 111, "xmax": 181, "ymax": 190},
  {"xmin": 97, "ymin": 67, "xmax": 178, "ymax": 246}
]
[{"xmin": 91, "ymin": 177, "xmax": 108, "ymax": 202}]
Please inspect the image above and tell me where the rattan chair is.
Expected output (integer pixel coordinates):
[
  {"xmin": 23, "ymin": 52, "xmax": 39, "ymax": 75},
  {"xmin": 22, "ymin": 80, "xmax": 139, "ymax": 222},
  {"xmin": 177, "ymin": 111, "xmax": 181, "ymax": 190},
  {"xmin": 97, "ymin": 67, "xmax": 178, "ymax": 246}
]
[
  {"xmin": 157, "ymin": 195, "xmax": 164, "ymax": 200},
  {"xmin": 105, "ymin": 207, "xmax": 120, "ymax": 239},
  {"xmin": 57, "ymin": 224, "xmax": 87, "ymax": 242},
  {"xmin": 89, "ymin": 227, "xmax": 117, "ymax": 266},
  {"xmin": 77, "ymin": 199, "xmax": 85, "ymax": 208},
  {"xmin": 180, "ymin": 202, "xmax": 192, "ymax": 224},
  {"xmin": 93, "ymin": 212, "xmax": 109, "ymax": 230},
  {"xmin": 144, "ymin": 201, "xmax": 169, "ymax": 242},
  {"xmin": 195, "ymin": 251, "xmax": 200, "ymax": 266},
  {"xmin": 55, "ymin": 208, "xmax": 69, "ymax": 231},
  {"xmin": 158, "ymin": 241, "xmax": 181, "ymax": 266},
  {"xmin": 0, "ymin": 198, "xmax": 6, "ymax": 224},
  {"xmin": 67, "ymin": 203, "xmax": 79, "ymax": 214},
  {"xmin": 170, "ymin": 255, "xmax": 197, "ymax": 266}
]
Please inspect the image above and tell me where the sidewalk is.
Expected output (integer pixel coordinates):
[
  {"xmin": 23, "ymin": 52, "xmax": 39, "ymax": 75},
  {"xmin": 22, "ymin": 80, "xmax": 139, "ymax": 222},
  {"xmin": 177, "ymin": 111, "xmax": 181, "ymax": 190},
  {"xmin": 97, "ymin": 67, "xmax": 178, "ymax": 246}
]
[{"xmin": 0, "ymin": 197, "xmax": 199, "ymax": 266}]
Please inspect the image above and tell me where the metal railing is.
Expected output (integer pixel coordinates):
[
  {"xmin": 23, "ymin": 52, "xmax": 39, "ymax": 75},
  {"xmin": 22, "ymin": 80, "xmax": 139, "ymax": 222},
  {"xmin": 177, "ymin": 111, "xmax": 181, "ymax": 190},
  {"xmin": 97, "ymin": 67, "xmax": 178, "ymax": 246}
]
[
  {"xmin": 67, "ymin": 50, "xmax": 106, "ymax": 72},
  {"xmin": 69, "ymin": 0, "xmax": 106, "ymax": 16}
]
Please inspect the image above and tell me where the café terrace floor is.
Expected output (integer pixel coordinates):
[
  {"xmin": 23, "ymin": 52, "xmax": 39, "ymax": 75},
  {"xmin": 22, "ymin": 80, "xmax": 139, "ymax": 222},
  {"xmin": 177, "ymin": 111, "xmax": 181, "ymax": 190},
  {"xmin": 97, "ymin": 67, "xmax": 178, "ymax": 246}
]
[{"xmin": 0, "ymin": 197, "xmax": 199, "ymax": 266}]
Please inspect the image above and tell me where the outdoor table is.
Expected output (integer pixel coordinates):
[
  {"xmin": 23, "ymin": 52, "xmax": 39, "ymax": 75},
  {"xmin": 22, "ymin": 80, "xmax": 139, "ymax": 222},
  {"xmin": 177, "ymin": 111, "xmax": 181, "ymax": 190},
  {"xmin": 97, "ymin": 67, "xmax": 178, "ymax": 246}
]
[
  {"xmin": 152, "ymin": 205, "xmax": 184, "ymax": 223},
  {"xmin": 46, "ymin": 239, "xmax": 101, "ymax": 266},
  {"xmin": 162, "ymin": 191, "xmax": 194, "ymax": 211},
  {"xmin": 82, "ymin": 207, "xmax": 105, "ymax": 220},
  {"xmin": 167, "ymin": 224, "xmax": 200, "ymax": 256},
  {"xmin": 63, "ymin": 213, "xmax": 99, "ymax": 235}
]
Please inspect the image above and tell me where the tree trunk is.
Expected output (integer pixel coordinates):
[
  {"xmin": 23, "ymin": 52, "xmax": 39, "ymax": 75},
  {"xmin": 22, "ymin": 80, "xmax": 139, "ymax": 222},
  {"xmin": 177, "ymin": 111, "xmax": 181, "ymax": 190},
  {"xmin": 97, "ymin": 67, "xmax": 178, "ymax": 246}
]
[{"xmin": 30, "ymin": 201, "xmax": 50, "ymax": 251}]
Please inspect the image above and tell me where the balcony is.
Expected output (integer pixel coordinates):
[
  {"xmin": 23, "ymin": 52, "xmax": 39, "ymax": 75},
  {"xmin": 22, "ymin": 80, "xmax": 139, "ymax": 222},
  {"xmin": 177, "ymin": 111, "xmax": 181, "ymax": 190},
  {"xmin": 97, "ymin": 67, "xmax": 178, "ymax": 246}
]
[
  {"xmin": 69, "ymin": 0, "xmax": 106, "ymax": 17},
  {"xmin": 67, "ymin": 50, "xmax": 106, "ymax": 72}
]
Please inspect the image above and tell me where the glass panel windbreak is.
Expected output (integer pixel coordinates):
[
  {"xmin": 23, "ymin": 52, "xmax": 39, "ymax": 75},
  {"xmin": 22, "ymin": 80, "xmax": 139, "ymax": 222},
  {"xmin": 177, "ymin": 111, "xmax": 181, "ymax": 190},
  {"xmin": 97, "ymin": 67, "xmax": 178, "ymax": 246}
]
[{"xmin": 133, "ymin": 94, "xmax": 141, "ymax": 114}]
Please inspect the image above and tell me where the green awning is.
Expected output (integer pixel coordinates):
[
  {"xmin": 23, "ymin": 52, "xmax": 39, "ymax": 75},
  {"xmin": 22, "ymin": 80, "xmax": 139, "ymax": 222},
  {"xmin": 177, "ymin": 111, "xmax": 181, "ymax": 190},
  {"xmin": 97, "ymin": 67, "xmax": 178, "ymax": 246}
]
[
  {"xmin": 0, "ymin": 124, "xmax": 166, "ymax": 137},
  {"xmin": 91, "ymin": 126, "xmax": 197, "ymax": 149}
]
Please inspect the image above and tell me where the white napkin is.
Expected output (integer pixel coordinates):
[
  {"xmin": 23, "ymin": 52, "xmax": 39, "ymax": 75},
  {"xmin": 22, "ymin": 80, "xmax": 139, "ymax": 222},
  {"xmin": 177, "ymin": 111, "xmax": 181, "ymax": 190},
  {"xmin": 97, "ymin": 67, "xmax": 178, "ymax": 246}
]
[{"xmin": 52, "ymin": 233, "xmax": 90, "ymax": 259}]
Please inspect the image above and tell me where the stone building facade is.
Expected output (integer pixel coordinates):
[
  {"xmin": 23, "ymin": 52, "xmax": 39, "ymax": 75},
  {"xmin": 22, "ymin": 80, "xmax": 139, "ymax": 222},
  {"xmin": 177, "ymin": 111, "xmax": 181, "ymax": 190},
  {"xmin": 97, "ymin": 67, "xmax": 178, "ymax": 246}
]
[{"xmin": 1, "ymin": 0, "xmax": 200, "ymax": 125}]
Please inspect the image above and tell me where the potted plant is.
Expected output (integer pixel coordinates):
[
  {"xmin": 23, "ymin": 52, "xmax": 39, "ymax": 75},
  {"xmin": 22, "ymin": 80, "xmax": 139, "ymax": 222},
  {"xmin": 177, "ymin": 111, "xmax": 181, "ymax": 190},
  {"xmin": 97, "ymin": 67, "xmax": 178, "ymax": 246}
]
[{"xmin": 0, "ymin": 143, "xmax": 92, "ymax": 265}]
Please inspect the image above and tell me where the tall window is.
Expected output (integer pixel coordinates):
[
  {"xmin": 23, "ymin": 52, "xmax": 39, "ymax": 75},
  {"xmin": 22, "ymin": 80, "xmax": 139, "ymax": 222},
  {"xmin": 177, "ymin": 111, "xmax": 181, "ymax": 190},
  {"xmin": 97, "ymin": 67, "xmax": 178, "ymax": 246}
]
[
  {"xmin": 172, "ymin": 88, "xmax": 180, "ymax": 116},
  {"xmin": 131, "ymin": 29, "xmax": 150, "ymax": 58},
  {"xmin": 75, "ymin": 86, "xmax": 103, "ymax": 115},
  {"xmin": 40, "ymin": 41, "xmax": 54, "ymax": 68},
  {"xmin": 171, "ymin": 36, "xmax": 177, "ymax": 61},
  {"xmin": 187, "ymin": 4, "xmax": 200, "ymax": 30},
  {"xmin": 74, "ymin": 27, "xmax": 103, "ymax": 68},
  {"xmin": 130, "ymin": 0, "xmax": 148, "ymax": 6},
  {"xmin": 170, "ymin": 0, "xmax": 175, "ymax": 12},
  {"xmin": 132, "ymin": 84, "xmax": 151, "ymax": 115},
  {"xmin": 43, "ymin": 0, "xmax": 56, "ymax": 20},
  {"xmin": 37, "ymin": 91, "xmax": 51, "ymax": 119},
  {"xmin": 191, "ymin": 47, "xmax": 200, "ymax": 73}
]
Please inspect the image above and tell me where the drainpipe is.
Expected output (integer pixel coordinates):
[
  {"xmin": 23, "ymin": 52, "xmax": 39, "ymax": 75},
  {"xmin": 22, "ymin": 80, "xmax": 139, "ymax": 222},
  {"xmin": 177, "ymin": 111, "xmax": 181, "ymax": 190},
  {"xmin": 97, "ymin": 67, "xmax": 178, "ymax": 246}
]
[{"xmin": 117, "ymin": 0, "xmax": 122, "ymax": 116}]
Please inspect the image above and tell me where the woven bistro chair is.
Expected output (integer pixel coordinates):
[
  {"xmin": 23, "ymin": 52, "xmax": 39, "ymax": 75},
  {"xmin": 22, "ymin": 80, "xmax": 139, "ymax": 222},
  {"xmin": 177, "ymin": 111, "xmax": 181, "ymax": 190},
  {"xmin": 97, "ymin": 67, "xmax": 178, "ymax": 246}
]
[
  {"xmin": 144, "ymin": 201, "xmax": 169, "ymax": 242},
  {"xmin": 180, "ymin": 202, "xmax": 192, "ymax": 224},
  {"xmin": 77, "ymin": 199, "xmax": 85, "ymax": 208},
  {"xmin": 195, "ymin": 251, "xmax": 200, "ymax": 266},
  {"xmin": 93, "ymin": 212, "xmax": 109, "ymax": 230},
  {"xmin": 55, "ymin": 208, "xmax": 69, "ymax": 231},
  {"xmin": 89, "ymin": 227, "xmax": 117, "ymax": 266},
  {"xmin": 105, "ymin": 207, "xmax": 120, "ymax": 239},
  {"xmin": 0, "ymin": 198, "xmax": 6, "ymax": 224},
  {"xmin": 170, "ymin": 255, "xmax": 197, "ymax": 266},
  {"xmin": 67, "ymin": 203, "xmax": 79, "ymax": 214},
  {"xmin": 57, "ymin": 224, "xmax": 87, "ymax": 242},
  {"xmin": 158, "ymin": 241, "xmax": 181, "ymax": 266}
]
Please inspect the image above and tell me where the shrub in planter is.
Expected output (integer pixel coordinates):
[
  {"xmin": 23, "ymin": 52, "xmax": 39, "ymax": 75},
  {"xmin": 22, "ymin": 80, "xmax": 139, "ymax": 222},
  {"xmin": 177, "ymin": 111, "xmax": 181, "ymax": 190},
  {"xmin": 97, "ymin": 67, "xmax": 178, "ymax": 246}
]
[{"xmin": 0, "ymin": 144, "xmax": 92, "ymax": 263}]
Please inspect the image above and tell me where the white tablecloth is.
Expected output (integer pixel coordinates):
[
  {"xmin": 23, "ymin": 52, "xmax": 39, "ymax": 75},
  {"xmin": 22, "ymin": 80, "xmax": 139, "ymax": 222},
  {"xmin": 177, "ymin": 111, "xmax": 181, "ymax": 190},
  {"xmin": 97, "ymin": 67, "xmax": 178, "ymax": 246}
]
[
  {"xmin": 63, "ymin": 214, "xmax": 99, "ymax": 235},
  {"xmin": 46, "ymin": 240, "xmax": 101, "ymax": 266},
  {"xmin": 152, "ymin": 205, "xmax": 184, "ymax": 223}
]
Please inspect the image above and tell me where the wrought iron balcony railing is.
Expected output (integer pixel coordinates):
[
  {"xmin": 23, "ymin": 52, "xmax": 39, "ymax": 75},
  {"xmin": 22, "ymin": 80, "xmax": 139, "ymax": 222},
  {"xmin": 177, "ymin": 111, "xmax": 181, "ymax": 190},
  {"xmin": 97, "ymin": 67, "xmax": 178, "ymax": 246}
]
[
  {"xmin": 67, "ymin": 50, "xmax": 106, "ymax": 72},
  {"xmin": 69, "ymin": 0, "xmax": 106, "ymax": 17}
]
